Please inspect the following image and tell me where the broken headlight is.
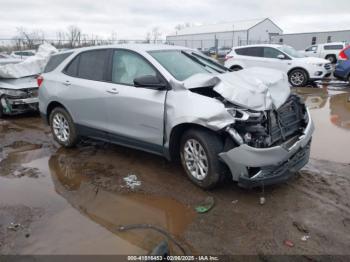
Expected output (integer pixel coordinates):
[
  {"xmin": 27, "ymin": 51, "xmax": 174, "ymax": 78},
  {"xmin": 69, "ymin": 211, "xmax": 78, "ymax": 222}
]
[{"xmin": 0, "ymin": 88, "xmax": 27, "ymax": 98}]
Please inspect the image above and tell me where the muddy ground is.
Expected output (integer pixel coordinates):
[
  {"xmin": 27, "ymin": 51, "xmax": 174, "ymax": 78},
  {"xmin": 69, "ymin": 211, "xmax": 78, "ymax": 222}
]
[{"xmin": 0, "ymin": 84, "xmax": 350, "ymax": 259}]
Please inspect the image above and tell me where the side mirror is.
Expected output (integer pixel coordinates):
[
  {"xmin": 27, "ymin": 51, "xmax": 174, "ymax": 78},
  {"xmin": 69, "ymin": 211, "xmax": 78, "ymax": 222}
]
[
  {"xmin": 133, "ymin": 75, "xmax": 167, "ymax": 90},
  {"xmin": 277, "ymin": 54, "xmax": 285, "ymax": 59}
]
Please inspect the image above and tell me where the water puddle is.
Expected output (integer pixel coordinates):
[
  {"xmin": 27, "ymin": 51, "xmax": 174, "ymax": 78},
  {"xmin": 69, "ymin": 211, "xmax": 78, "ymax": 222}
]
[
  {"xmin": 294, "ymin": 87, "xmax": 350, "ymax": 163},
  {"xmin": 0, "ymin": 138, "xmax": 196, "ymax": 254}
]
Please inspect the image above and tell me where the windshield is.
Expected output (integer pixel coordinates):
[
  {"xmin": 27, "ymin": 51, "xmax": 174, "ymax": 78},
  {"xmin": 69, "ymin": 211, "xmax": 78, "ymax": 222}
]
[
  {"xmin": 149, "ymin": 50, "xmax": 228, "ymax": 81},
  {"xmin": 277, "ymin": 45, "xmax": 305, "ymax": 58}
]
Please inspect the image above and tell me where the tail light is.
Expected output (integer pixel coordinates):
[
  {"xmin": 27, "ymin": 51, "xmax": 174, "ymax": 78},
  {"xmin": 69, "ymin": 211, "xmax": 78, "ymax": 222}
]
[
  {"xmin": 224, "ymin": 55, "xmax": 233, "ymax": 61},
  {"xmin": 37, "ymin": 75, "xmax": 44, "ymax": 87},
  {"xmin": 338, "ymin": 46, "xmax": 350, "ymax": 61}
]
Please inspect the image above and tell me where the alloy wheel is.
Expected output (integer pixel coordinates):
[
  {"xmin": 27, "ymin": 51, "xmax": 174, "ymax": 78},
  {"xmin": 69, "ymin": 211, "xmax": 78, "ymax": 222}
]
[
  {"xmin": 52, "ymin": 113, "xmax": 70, "ymax": 143},
  {"xmin": 290, "ymin": 71, "xmax": 305, "ymax": 86},
  {"xmin": 183, "ymin": 139, "xmax": 209, "ymax": 180}
]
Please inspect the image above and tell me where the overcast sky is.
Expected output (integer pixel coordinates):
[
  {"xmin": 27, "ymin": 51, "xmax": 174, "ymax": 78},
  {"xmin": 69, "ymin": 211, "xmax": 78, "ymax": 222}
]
[{"xmin": 0, "ymin": 0, "xmax": 349, "ymax": 40}]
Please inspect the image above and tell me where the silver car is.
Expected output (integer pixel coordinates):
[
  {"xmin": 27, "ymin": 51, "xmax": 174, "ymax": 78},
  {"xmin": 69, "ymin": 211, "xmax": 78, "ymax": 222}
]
[{"xmin": 39, "ymin": 44, "xmax": 314, "ymax": 189}]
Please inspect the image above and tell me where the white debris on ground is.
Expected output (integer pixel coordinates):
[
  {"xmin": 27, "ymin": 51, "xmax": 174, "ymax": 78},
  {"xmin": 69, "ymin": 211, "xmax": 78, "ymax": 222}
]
[
  {"xmin": 123, "ymin": 173, "xmax": 141, "ymax": 189},
  {"xmin": 0, "ymin": 43, "xmax": 58, "ymax": 78}
]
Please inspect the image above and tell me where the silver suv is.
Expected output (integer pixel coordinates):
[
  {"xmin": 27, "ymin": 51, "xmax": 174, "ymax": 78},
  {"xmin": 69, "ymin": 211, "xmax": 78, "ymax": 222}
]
[{"xmin": 39, "ymin": 44, "xmax": 314, "ymax": 189}]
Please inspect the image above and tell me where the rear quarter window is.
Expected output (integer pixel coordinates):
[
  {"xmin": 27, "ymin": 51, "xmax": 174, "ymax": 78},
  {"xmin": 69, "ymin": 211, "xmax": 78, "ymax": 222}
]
[{"xmin": 44, "ymin": 52, "xmax": 73, "ymax": 73}]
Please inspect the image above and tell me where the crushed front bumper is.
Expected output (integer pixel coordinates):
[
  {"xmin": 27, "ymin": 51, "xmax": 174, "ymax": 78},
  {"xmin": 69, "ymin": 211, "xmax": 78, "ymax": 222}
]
[
  {"xmin": 219, "ymin": 109, "xmax": 314, "ymax": 188},
  {"xmin": 0, "ymin": 96, "xmax": 39, "ymax": 115}
]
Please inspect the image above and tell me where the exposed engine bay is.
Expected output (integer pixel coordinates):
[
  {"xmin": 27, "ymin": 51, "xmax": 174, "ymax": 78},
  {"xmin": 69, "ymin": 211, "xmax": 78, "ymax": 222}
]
[{"xmin": 190, "ymin": 86, "xmax": 307, "ymax": 149}]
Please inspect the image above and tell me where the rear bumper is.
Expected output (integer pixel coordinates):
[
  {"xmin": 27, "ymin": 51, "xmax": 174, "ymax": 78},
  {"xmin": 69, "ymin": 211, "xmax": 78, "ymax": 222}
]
[{"xmin": 219, "ymin": 109, "xmax": 314, "ymax": 188}]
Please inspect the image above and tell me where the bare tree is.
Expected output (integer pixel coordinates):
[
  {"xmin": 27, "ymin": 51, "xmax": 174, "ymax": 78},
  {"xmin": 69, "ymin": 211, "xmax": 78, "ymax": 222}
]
[
  {"xmin": 66, "ymin": 25, "xmax": 81, "ymax": 48},
  {"xmin": 145, "ymin": 32, "xmax": 151, "ymax": 43},
  {"xmin": 14, "ymin": 27, "xmax": 45, "ymax": 50},
  {"xmin": 174, "ymin": 23, "xmax": 191, "ymax": 34},
  {"xmin": 151, "ymin": 27, "xmax": 162, "ymax": 43},
  {"xmin": 56, "ymin": 30, "xmax": 66, "ymax": 48}
]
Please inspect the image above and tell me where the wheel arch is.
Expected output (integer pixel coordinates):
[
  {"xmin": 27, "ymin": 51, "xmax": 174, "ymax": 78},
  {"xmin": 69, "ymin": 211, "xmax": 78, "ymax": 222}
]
[
  {"xmin": 46, "ymin": 101, "xmax": 73, "ymax": 125},
  {"xmin": 167, "ymin": 123, "xmax": 223, "ymax": 161},
  {"xmin": 287, "ymin": 67, "xmax": 310, "ymax": 78}
]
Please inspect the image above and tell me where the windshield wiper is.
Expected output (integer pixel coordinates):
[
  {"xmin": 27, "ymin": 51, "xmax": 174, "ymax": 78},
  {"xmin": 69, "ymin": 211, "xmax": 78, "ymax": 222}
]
[
  {"xmin": 190, "ymin": 52, "xmax": 229, "ymax": 73},
  {"xmin": 181, "ymin": 51, "xmax": 218, "ymax": 74}
]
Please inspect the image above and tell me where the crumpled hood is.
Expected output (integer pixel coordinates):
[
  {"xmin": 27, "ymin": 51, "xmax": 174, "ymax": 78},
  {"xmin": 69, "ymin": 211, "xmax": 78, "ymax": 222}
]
[{"xmin": 182, "ymin": 67, "xmax": 291, "ymax": 111}]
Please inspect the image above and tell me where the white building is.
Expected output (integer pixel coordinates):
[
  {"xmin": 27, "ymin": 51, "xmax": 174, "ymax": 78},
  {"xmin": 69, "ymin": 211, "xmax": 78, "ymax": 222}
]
[
  {"xmin": 271, "ymin": 30, "xmax": 350, "ymax": 50},
  {"xmin": 166, "ymin": 18, "xmax": 283, "ymax": 49}
]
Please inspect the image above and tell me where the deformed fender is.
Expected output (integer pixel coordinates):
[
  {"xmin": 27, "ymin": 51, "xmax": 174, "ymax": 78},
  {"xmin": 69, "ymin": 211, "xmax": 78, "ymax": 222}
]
[{"xmin": 164, "ymin": 88, "xmax": 234, "ymax": 147}]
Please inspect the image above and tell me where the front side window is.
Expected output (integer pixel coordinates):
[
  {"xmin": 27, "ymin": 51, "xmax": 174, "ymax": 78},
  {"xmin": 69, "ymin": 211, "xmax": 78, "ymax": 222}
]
[
  {"xmin": 305, "ymin": 46, "xmax": 317, "ymax": 52},
  {"xmin": 263, "ymin": 47, "xmax": 284, "ymax": 58},
  {"xmin": 278, "ymin": 46, "xmax": 304, "ymax": 58},
  {"xmin": 112, "ymin": 50, "xmax": 157, "ymax": 85}
]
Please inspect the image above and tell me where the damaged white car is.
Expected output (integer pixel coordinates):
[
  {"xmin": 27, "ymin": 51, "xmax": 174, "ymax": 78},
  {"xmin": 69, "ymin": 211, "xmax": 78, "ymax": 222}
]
[
  {"xmin": 39, "ymin": 45, "xmax": 314, "ymax": 189},
  {"xmin": 0, "ymin": 44, "xmax": 57, "ymax": 117}
]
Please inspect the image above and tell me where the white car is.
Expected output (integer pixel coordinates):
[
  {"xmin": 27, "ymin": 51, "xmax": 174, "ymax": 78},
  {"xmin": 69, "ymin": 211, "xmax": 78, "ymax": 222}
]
[
  {"xmin": 301, "ymin": 42, "xmax": 347, "ymax": 64},
  {"xmin": 225, "ymin": 44, "xmax": 332, "ymax": 87}
]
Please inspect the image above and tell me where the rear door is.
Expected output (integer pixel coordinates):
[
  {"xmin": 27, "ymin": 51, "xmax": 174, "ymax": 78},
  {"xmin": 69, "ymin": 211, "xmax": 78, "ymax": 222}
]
[
  {"xmin": 61, "ymin": 49, "xmax": 110, "ymax": 136},
  {"xmin": 103, "ymin": 49, "xmax": 167, "ymax": 153}
]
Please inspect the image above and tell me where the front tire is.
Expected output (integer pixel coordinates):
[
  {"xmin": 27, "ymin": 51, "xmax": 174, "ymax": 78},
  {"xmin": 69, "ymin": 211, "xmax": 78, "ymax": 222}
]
[
  {"xmin": 180, "ymin": 128, "xmax": 226, "ymax": 189},
  {"xmin": 289, "ymin": 69, "xmax": 308, "ymax": 87},
  {"xmin": 230, "ymin": 65, "xmax": 243, "ymax": 71},
  {"xmin": 49, "ymin": 107, "xmax": 78, "ymax": 147}
]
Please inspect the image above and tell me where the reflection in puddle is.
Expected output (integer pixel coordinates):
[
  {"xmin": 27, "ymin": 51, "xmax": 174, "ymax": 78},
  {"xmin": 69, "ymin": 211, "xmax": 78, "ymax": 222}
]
[
  {"xmin": 330, "ymin": 93, "xmax": 350, "ymax": 130},
  {"xmin": 294, "ymin": 87, "xmax": 350, "ymax": 163},
  {"xmin": 48, "ymin": 151, "xmax": 196, "ymax": 253}
]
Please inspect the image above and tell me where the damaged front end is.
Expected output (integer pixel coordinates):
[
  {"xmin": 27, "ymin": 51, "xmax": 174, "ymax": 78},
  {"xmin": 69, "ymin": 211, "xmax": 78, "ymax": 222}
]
[
  {"xmin": 0, "ymin": 87, "xmax": 39, "ymax": 116},
  {"xmin": 220, "ymin": 94, "xmax": 314, "ymax": 188},
  {"xmin": 181, "ymin": 67, "xmax": 314, "ymax": 188}
]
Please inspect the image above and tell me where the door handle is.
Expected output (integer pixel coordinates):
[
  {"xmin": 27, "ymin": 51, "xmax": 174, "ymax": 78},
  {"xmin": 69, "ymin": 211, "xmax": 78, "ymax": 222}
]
[
  {"xmin": 106, "ymin": 88, "xmax": 119, "ymax": 94},
  {"xmin": 63, "ymin": 81, "xmax": 71, "ymax": 86}
]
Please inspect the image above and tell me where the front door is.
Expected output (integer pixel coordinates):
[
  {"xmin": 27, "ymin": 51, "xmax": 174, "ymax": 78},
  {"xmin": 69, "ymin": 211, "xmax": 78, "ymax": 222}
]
[{"xmin": 104, "ymin": 49, "xmax": 167, "ymax": 153}]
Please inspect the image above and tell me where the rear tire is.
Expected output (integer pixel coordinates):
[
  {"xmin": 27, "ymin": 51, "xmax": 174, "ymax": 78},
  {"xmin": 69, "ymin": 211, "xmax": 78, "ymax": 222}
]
[
  {"xmin": 288, "ymin": 69, "xmax": 308, "ymax": 87},
  {"xmin": 49, "ymin": 107, "xmax": 78, "ymax": 147},
  {"xmin": 230, "ymin": 65, "xmax": 243, "ymax": 71},
  {"xmin": 326, "ymin": 55, "xmax": 336, "ymax": 64},
  {"xmin": 180, "ymin": 128, "xmax": 226, "ymax": 189}
]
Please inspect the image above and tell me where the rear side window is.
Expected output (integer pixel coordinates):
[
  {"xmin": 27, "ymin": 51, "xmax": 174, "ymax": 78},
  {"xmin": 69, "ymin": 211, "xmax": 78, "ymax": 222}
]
[
  {"xmin": 78, "ymin": 50, "xmax": 107, "ymax": 81},
  {"xmin": 235, "ymin": 47, "xmax": 263, "ymax": 57},
  {"xmin": 44, "ymin": 52, "xmax": 73, "ymax": 73},
  {"xmin": 324, "ymin": 45, "xmax": 344, "ymax": 50},
  {"xmin": 64, "ymin": 50, "xmax": 108, "ymax": 81}
]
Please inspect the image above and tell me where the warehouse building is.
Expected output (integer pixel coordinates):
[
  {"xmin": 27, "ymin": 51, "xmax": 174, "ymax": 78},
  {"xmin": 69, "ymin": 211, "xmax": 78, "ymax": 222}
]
[
  {"xmin": 166, "ymin": 18, "xmax": 283, "ymax": 50},
  {"xmin": 271, "ymin": 30, "xmax": 350, "ymax": 50}
]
